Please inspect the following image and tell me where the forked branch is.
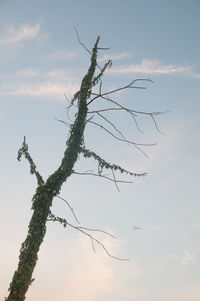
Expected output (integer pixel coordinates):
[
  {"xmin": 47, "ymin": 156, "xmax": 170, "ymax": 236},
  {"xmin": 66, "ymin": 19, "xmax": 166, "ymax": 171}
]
[
  {"xmin": 47, "ymin": 211, "xmax": 129, "ymax": 261},
  {"xmin": 88, "ymin": 119, "xmax": 156, "ymax": 158}
]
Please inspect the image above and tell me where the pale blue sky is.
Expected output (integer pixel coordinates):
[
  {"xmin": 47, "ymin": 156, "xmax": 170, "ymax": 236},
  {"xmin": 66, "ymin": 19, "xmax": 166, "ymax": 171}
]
[{"xmin": 0, "ymin": 1, "xmax": 200, "ymax": 300}]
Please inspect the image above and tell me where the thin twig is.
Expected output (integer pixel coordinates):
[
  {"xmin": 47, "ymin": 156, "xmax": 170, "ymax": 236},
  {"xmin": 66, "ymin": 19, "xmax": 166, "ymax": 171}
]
[
  {"xmin": 55, "ymin": 118, "xmax": 71, "ymax": 128},
  {"xmin": 67, "ymin": 221, "xmax": 130, "ymax": 261},
  {"xmin": 56, "ymin": 195, "xmax": 80, "ymax": 224},
  {"xmin": 89, "ymin": 93, "xmax": 166, "ymax": 134},
  {"xmin": 97, "ymin": 47, "xmax": 110, "ymax": 50},
  {"xmin": 74, "ymin": 26, "xmax": 102, "ymax": 71},
  {"xmin": 97, "ymin": 112, "xmax": 127, "ymax": 141},
  {"xmin": 150, "ymin": 114, "xmax": 166, "ymax": 135},
  {"xmin": 87, "ymin": 79, "xmax": 153, "ymax": 106},
  {"xmin": 88, "ymin": 108, "xmax": 123, "ymax": 114},
  {"xmin": 73, "ymin": 171, "xmax": 133, "ymax": 184},
  {"xmin": 88, "ymin": 120, "xmax": 157, "ymax": 158},
  {"xmin": 112, "ymin": 169, "xmax": 120, "ymax": 192},
  {"xmin": 55, "ymin": 117, "xmax": 71, "ymax": 128},
  {"xmin": 88, "ymin": 106, "xmax": 144, "ymax": 133},
  {"xmin": 88, "ymin": 120, "xmax": 154, "ymax": 146},
  {"xmin": 100, "ymin": 78, "xmax": 154, "ymax": 97},
  {"xmin": 90, "ymin": 237, "xmax": 96, "ymax": 253},
  {"xmin": 77, "ymin": 226, "xmax": 117, "ymax": 239},
  {"xmin": 74, "ymin": 26, "xmax": 92, "ymax": 55},
  {"xmin": 47, "ymin": 216, "xmax": 129, "ymax": 260}
]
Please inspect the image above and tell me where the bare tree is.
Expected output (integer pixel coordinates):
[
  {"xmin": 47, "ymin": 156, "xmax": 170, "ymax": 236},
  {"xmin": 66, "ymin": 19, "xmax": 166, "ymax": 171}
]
[{"xmin": 6, "ymin": 35, "xmax": 164, "ymax": 301}]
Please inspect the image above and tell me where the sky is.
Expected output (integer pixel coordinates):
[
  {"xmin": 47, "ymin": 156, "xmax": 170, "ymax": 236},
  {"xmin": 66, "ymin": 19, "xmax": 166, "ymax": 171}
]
[{"xmin": 0, "ymin": 0, "xmax": 200, "ymax": 300}]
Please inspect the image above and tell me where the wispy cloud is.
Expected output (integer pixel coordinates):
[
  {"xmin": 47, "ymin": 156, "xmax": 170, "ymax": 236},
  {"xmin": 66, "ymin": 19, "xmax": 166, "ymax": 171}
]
[
  {"xmin": 111, "ymin": 59, "xmax": 200, "ymax": 79},
  {"xmin": 192, "ymin": 222, "xmax": 200, "ymax": 231},
  {"xmin": 171, "ymin": 249, "xmax": 195, "ymax": 265},
  {"xmin": 98, "ymin": 52, "xmax": 132, "ymax": 63},
  {"xmin": 0, "ymin": 68, "xmax": 79, "ymax": 99},
  {"xmin": 40, "ymin": 50, "xmax": 79, "ymax": 62},
  {"xmin": 2, "ymin": 81, "xmax": 78, "ymax": 99},
  {"xmin": 0, "ymin": 24, "xmax": 40, "ymax": 45},
  {"xmin": 29, "ymin": 234, "xmax": 144, "ymax": 301},
  {"xmin": 149, "ymin": 225, "xmax": 160, "ymax": 231},
  {"xmin": 17, "ymin": 68, "xmax": 39, "ymax": 77}
]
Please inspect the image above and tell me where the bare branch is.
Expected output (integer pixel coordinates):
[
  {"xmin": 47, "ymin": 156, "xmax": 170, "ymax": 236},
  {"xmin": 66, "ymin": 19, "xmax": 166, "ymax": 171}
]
[
  {"xmin": 90, "ymin": 237, "xmax": 96, "ymax": 253},
  {"xmin": 55, "ymin": 117, "xmax": 71, "ymax": 128},
  {"xmin": 47, "ymin": 211, "xmax": 129, "ymax": 260},
  {"xmin": 73, "ymin": 171, "xmax": 133, "ymax": 185},
  {"xmin": 88, "ymin": 120, "xmax": 156, "ymax": 158},
  {"xmin": 150, "ymin": 114, "xmax": 166, "ymax": 135},
  {"xmin": 100, "ymin": 78, "xmax": 154, "ymax": 97},
  {"xmin": 89, "ymin": 93, "xmax": 166, "ymax": 134},
  {"xmin": 74, "ymin": 26, "xmax": 102, "ymax": 72},
  {"xmin": 77, "ymin": 226, "xmax": 117, "ymax": 239},
  {"xmin": 97, "ymin": 47, "xmax": 110, "ymax": 50},
  {"xmin": 74, "ymin": 26, "xmax": 92, "ymax": 55},
  {"xmin": 96, "ymin": 112, "xmax": 127, "ymax": 141},
  {"xmin": 56, "ymin": 195, "xmax": 80, "ymax": 224},
  {"xmin": 111, "ymin": 169, "xmax": 120, "ymax": 192},
  {"xmin": 87, "ymin": 78, "xmax": 153, "ymax": 106},
  {"xmin": 88, "ymin": 107, "xmax": 123, "ymax": 114},
  {"xmin": 55, "ymin": 118, "xmax": 71, "ymax": 128},
  {"xmin": 64, "ymin": 93, "xmax": 71, "ymax": 104},
  {"xmin": 67, "ymin": 221, "xmax": 130, "ymax": 261}
]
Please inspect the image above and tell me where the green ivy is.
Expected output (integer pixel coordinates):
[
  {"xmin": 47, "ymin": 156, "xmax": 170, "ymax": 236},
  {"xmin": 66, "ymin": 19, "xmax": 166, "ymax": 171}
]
[
  {"xmin": 80, "ymin": 146, "xmax": 146, "ymax": 177},
  {"xmin": 6, "ymin": 37, "xmax": 100, "ymax": 301}
]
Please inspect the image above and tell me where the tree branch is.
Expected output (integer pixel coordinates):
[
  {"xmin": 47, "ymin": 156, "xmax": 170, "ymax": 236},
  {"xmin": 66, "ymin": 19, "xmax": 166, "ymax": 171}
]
[
  {"xmin": 73, "ymin": 171, "xmax": 133, "ymax": 189},
  {"xmin": 87, "ymin": 78, "xmax": 153, "ymax": 106},
  {"xmin": 89, "ymin": 93, "xmax": 166, "ymax": 134},
  {"xmin": 17, "ymin": 136, "xmax": 44, "ymax": 186},
  {"xmin": 67, "ymin": 222, "xmax": 129, "ymax": 261},
  {"xmin": 47, "ymin": 211, "xmax": 129, "ymax": 261},
  {"xmin": 74, "ymin": 26, "xmax": 92, "ymax": 56},
  {"xmin": 56, "ymin": 195, "xmax": 80, "ymax": 224},
  {"xmin": 80, "ymin": 146, "xmax": 147, "ymax": 177},
  {"xmin": 88, "ymin": 120, "xmax": 156, "ymax": 158},
  {"xmin": 96, "ymin": 112, "xmax": 128, "ymax": 141},
  {"xmin": 111, "ymin": 169, "xmax": 120, "ymax": 192}
]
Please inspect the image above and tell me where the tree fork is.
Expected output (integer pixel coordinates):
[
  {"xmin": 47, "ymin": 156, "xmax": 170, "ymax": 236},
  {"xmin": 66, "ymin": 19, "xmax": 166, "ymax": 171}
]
[{"xmin": 6, "ymin": 36, "xmax": 100, "ymax": 301}]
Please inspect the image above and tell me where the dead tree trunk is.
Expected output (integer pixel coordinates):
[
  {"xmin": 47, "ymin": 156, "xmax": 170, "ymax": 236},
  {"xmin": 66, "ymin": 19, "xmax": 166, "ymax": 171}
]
[
  {"xmin": 6, "ymin": 32, "xmax": 164, "ymax": 301},
  {"xmin": 6, "ymin": 36, "xmax": 100, "ymax": 301}
]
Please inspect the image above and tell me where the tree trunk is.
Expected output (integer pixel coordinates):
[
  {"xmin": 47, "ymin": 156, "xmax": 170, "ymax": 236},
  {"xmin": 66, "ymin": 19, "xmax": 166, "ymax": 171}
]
[{"xmin": 6, "ymin": 36, "xmax": 100, "ymax": 301}]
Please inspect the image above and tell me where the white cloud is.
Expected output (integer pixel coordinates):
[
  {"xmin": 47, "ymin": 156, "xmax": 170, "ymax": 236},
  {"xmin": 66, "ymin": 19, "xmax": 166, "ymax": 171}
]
[
  {"xmin": 111, "ymin": 59, "xmax": 200, "ymax": 79},
  {"xmin": 17, "ymin": 68, "xmax": 39, "ymax": 77},
  {"xmin": 29, "ymin": 234, "xmax": 120, "ymax": 301},
  {"xmin": 7, "ymin": 81, "xmax": 78, "ymax": 99},
  {"xmin": 167, "ymin": 283, "xmax": 200, "ymax": 301},
  {"xmin": 98, "ymin": 52, "xmax": 132, "ymax": 63},
  {"xmin": 40, "ymin": 50, "xmax": 79, "ymax": 62},
  {"xmin": 0, "ymin": 68, "xmax": 80, "ymax": 99},
  {"xmin": 0, "ymin": 24, "xmax": 40, "ymax": 44},
  {"xmin": 47, "ymin": 69, "xmax": 73, "ymax": 81},
  {"xmin": 171, "ymin": 249, "xmax": 195, "ymax": 265},
  {"xmin": 192, "ymin": 222, "xmax": 200, "ymax": 231}
]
